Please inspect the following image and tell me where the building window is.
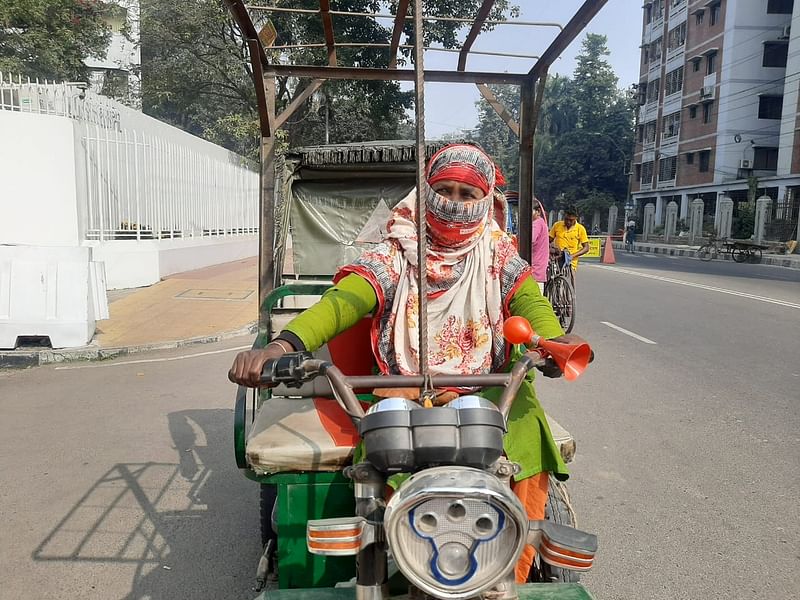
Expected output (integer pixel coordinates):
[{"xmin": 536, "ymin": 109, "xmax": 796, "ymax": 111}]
[
  {"xmin": 635, "ymin": 164, "xmax": 642, "ymax": 180},
  {"xmin": 686, "ymin": 152, "xmax": 695, "ymax": 165},
  {"xmin": 654, "ymin": 0, "xmax": 665, "ymax": 20},
  {"xmin": 689, "ymin": 105, "xmax": 698, "ymax": 118},
  {"xmin": 645, "ymin": 3, "xmax": 653, "ymax": 23},
  {"xmin": 646, "ymin": 78, "xmax": 661, "ymax": 103},
  {"xmin": 638, "ymin": 125, "xmax": 645, "ymax": 142},
  {"xmin": 753, "ymin": 147, "xmax": 779, "ymax": 170},
  {"xmin": 668, "ymin": 22, "xmax": 687, "ymax": 51},
  {"xmin": 671, "ymin": 0, "xmax": 685, "ymax": 6},
  {"xmin": 658, "ymin": 156, "xmax": 678, "ymax": 181},
  {"xmin": 650, "ymin": 38, "xmax": 663, "ymax": 63},
  {"xmin": 645, "ymin": 121, "xmax": 658, "ymax": 143},
  {"xmin": 695, "ymin": 10, "xmax": 705, "ymax": 24},
  {"xmin": 763, "ymin": 42, "xmax": 789, "ymax": 68},
  {"xmin": 702, "ymin": 102, "xmax": 713, "ymax": 123},
  {"xmin": 699, "ymin": 150, "xmax": 711, "ymax": 172},
  {"xmin": 641, "ymin": 161, "xmax": 654, "ymax": 184},
  {"xmin": 709, "ymin": 1, "xmax": 721, "ymax": 25},
  {"xmin": 758, "ymin": 95, "xmax": 784, "ymax": 119},
  {"xmin": 706, "ymin": 51, "xmax": 717, "ymax": 75},
  {"xmin": 692, "ymin": 57, "xmax": 701, "ymax": 72},
  {"xmin": 665, "ymin": 66, "xmax": 684, "ymax": 95},
  {"xmin": 662, "ymin": 111, "xmax": 681, "ymax": 139},
  {"xmin": 767, "ymin": 0, "xmax": 793, "ymax": 14}
]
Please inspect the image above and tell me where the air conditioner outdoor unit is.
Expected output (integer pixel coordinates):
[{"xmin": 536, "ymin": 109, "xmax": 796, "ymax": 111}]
[
  {"xmin": 780, "ymin": 25, "xmax": 791, "ymax": 39},
  {"xmin": 739, "ymin": 159, "xmax": 752, "ymax": 169},
  {"xmin": 701, "ymin": 86, "xmax": 714, "ymax": 99}
]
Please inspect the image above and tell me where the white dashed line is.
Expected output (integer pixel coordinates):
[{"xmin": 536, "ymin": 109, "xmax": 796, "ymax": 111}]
[{"xmin": 601, "ymin": 321, "xmax": 657, "ymax": 344}]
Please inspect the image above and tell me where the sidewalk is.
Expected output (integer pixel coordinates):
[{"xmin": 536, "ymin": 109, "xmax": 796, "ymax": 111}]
[
  {"xmin": 1, "ymin": 257, "xmax": 259, "ymax": 368},
  {"xmin": 610, "ymin": 240, "xmax": 800, "ymax": 270}
]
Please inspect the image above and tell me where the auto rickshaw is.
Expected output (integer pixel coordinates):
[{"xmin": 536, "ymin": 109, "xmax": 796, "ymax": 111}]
[{"xmin": 224, "ymin": 2, "xmax": 610, "ymax": 599}]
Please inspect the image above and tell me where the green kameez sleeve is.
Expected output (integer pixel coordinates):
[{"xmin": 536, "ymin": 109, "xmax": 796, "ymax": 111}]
[
  {"xmin": 508, "ymin": 276, "xmax": 565, "ymax": 339},
  {"xmin": 277, "ymin": 274, "xmax": 377, "ymax": 352}
]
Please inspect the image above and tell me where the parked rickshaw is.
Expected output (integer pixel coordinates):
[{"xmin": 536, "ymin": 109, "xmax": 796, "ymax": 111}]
[{"xmin": 224, "ymin": 2, "xmax": 610, "ymax": 599}]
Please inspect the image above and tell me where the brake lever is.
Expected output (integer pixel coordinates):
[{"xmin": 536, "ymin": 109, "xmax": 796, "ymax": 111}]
[{"xmin": 259, "ymin": 351, "xmax": 316, "ymax": 387}]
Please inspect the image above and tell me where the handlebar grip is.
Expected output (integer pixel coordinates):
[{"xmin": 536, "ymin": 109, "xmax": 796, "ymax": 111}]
[{"xmin": 259, "ymin": 351, "xmax": 316, "ymax": 387}]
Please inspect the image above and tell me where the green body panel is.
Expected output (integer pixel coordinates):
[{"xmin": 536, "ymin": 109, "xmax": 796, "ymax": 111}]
[
  {"xmin": 253, "ymin": 584, "xmax": 594, "ymax": 600},
  {"xmin": 273, "ymin": 473, "xmax": 356, "ymax": 589}
]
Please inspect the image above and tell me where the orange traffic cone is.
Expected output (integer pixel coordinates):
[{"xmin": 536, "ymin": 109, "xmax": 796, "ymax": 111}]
[{"xmin": 601, "ymin": 236, "xmax": 616, "ymax": 264}]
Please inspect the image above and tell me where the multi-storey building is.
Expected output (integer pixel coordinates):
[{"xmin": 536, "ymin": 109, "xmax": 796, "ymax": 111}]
[{"xmin": 630, "ymin": 0, "xmax": 799, "ymax": 237}]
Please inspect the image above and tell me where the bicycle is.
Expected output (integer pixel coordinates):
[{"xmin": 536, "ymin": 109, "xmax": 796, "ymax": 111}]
[
  {"xmin": 545, "ymin": 250, "xmax": 576, "ymax": 333},
  {"xmin": 696, "ymin": 234, "xmax": 729, "ymax": 262}
]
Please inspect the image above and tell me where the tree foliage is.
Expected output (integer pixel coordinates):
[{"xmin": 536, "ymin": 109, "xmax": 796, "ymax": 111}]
[
  {"xmin": 472, "ymin": 33, "xmax": 634, "ymax": 218},
  {"xmin": 0, "ymin": 0, "xmax": 112, "ymax": 81},
  {"xmin": 140, "ymin": 0, "xmax": 518, "ymax": 160}
]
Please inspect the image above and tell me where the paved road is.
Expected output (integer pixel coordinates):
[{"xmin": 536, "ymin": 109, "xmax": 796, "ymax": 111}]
[
  {"xmin": 0, "ymin": 253, "xmax": 798, "ymax": 600},
  {"xmin": 537, "ymin": 252, "xmax": 799, "ymax": 599}
]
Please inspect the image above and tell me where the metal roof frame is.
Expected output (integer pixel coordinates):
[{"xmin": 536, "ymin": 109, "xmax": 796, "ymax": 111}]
[{"xmin": 222, "ymin": 0, "xmax": 609, "ymax": 334}]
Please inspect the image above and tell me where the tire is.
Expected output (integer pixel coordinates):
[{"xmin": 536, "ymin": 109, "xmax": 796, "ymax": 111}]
[
  {"xmin": 528, "ymin": 476, "xmax": 580, "ymax": 584},
  {"xmin": 733, "ymin": 247, "xmax": 748, "ymax": 263},
  {"xmin": 697, "ymin": 244, "xmax": 714, "ymax": 261},
  {"xmin": 547, "ymin": 275, "xmax": 575, "ymax": 333}
]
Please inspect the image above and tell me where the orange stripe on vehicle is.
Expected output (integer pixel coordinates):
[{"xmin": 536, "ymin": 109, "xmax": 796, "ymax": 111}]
[
  {"xmin": 540, "ymin": 546, "xmax": 594, "ymax": 570},
  {"xmin": 541, "ymin": 537, "xmax": 595, "ymax": 561},
  {"xmin": 308, "ymin": 528, "xmax": 362, "ymax": 539},
  {"xmin": 308, "ymin": 540, "xmax": 361, "ymax": 551}
]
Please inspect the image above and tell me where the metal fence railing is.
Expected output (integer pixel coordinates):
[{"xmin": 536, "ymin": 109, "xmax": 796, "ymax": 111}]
[
  {"xmin": 83, "ymin": 124, "xmax": 259, "ymax": 241},
  {"xmin": 1, "ymin": 73, "xmax": 259, "ymax": 241},
  {"xmin": 0, "ymin": 72, "xmax": 123, "ymax": 130}
]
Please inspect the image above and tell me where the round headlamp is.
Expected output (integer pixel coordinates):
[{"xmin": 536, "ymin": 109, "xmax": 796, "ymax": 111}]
[{"xmin": 384, "ymin": 466, "xmax": 527, "ymax": 600}]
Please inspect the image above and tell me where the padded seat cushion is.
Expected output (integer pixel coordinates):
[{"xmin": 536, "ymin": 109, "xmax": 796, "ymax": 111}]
[{"xmin": 246, "ymin": 397, "xmax": 361, "ymax": 474}]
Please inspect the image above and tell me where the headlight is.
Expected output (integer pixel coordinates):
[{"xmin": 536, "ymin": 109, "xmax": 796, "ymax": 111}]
[{"xmin": 384, "ymin": 466, "xmax": 526, "ymax": 600}]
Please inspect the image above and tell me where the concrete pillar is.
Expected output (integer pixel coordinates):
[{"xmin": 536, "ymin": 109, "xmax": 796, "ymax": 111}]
[
  {"xmin": 689, "ymin": 198, "xmax": 704, "ymax": 244},
  {"xmin": 664, "ymin": 201, "xmax": 679, "ymax": 243},
  {"xmin": 643, "ymin": 203, "xmax": 656, "ymax": 241},
  {"xmin": 655, "ymin": 196, "xmax": 664, "ymax": 225},
  {"xmin": 557, "ymin": 210, "xmax": 564, "ymax": 222},
  {"xmin": 716, "ymin": 196, "xmax": 734, "ymax": 240},
  {"xmin": 754, "ymin": 195, "xmax": 772, "ymax": 242},
  {"xmin": 680, "ymin": 194, "xmax": 689, "ymax": 220},
  {"xmin": 591, "ymin": 210, "xmax": 601, "ymax": 233},
  {"xmin": 549, "ymin": 210, "xmax": 557, "ymax": 228},
  {"xmin": 607, "ymin": 205, "xmax": 618, "ymax": 235}
]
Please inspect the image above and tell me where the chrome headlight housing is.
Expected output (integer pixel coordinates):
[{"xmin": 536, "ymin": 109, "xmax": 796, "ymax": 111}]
[{"xmin": 384, "ymin": 466, "xmax": 526, "ymax": 600}]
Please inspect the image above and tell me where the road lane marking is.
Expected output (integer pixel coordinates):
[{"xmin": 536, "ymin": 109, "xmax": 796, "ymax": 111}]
[
  {"xmin": 55, "ymin": 345, "xmax": 251, "ymax": 370},
  {"xmin": 601, "ymin": 321, "xmax": 657, "ymax": 344},
  {"xmin": 590, "ymin": 265, "xmax": 800, "ymax": 310}
]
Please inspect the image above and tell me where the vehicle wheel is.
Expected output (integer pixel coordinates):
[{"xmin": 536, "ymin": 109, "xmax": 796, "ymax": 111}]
[
  {"xmin": 549, "ymin": 275, "xmax": 575, "ymax": 333},
  {"xmin": 528, "ymin": 477, "xmax": 580, "ymax": 584},
  {"xmin": 697, "ymin": 245, "xmax": 713, "ymax": 261},
  {"xmin": 733, "ymin": 247, "xmax": 748, "ymax": 263},
  {"xmin": 749, "ymin": 248, "xmax": 762, "ymax": 263},
  {"xmin": 260, "ymin": 484, "xmax": 278, "ymax": 547}
]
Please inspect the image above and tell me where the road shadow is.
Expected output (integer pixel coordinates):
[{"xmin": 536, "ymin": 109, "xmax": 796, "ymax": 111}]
[
  {"xmin": 613, "ymin": 252, "xmax": 800, "ymax": 284},
  {"xmin": 32, "ymin": 409, "xmax": 261, "ymax": 600}
]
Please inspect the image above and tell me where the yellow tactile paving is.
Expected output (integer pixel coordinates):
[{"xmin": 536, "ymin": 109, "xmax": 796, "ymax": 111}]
[{"xmin": 94, "ymin": 257, "xmax": 258, "ymax": 348}]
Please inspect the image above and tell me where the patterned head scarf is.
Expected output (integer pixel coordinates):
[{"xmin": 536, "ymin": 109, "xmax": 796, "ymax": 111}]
[{"xmin": 337, "ymin": 144, "xmax": 530, "ymax": 379}]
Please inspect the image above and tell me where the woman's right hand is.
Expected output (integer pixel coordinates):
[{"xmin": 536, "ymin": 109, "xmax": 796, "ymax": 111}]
[{"xmin": 228, "ymin": 341, "xmax": 291, "ymax": 388}]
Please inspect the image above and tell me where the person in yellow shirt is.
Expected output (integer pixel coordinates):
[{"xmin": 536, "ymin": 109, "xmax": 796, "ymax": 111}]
[{"xmin": 549, "ymin": 207, "xmax": 590, "ymax": 272}]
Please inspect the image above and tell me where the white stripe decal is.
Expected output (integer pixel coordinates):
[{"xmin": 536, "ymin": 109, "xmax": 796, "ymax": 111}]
[
  {"xmin": 601, "ymin": 321, "xmax": 657, "ymax": 345},
  {"xmin": 591, "ymin": 265, "xmax": 800, "ymax": 310},
  {"xmin": 55, "ymin": 345, "xmax": 252, "ymax": 370}
]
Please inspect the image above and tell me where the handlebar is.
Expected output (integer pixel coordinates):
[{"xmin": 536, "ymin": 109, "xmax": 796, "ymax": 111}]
[{"xmin": 259, "ymin": 351, "xmax": 549, "ymax": 422}]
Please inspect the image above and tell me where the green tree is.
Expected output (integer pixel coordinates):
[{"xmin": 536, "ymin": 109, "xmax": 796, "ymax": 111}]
[
  {"xmin": 140, "ymin": 0, "xmax": 519, "ymax": 160},
  {"xmin": 0, "ymin": 0, "xmax": 112, "ymax": 81},
  {"xmin": 535, "ymin": 34, "xmax": 634, "ymax": 214},
  {"xmin": 470, "ymin": 74, "xmax": 576, "ymax": 191}
]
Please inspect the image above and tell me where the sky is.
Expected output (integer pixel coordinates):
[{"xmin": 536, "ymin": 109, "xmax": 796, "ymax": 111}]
[{"xmin": 409, "ymin": 0, "xmax": 641, "ymax": 138}]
